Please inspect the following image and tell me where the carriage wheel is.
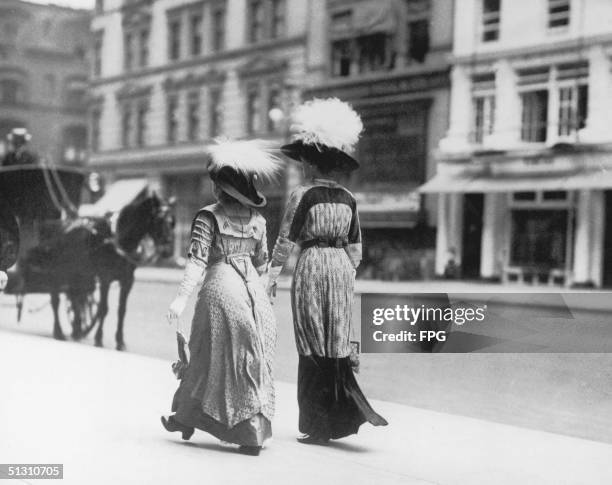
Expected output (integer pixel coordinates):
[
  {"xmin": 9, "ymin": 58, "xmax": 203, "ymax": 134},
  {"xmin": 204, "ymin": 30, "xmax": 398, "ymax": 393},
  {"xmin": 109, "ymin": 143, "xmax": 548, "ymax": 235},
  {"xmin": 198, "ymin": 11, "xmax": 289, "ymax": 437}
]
[{"xmin": 65, "ymin": 280, "xmax": 100, "ymax": 340}]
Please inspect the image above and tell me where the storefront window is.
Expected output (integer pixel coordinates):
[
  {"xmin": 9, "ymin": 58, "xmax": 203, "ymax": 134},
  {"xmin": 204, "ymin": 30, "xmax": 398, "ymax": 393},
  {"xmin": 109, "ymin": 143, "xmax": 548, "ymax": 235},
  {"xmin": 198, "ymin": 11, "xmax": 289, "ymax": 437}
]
[{"xmin": 510, "ymin": 209, "xmax": 568, "ymax": 269}]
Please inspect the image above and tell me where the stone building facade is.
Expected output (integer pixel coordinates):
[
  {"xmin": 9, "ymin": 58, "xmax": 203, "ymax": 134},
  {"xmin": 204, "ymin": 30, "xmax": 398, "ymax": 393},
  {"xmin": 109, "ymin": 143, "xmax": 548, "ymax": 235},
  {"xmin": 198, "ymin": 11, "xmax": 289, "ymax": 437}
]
[
  {"xmin": 303, "ymin": 0, "xmax": 452, "ymax": 279},
  {"xmin": 0, "ymin": 0, "xmax": 90, "ymax": 165},
  {"xmin": 89, "ymin": 0, "xmax": 308, "ymax": 257},
  {"xmin": 422, "ymin": 0, "xmax": 612, "ymax": 287}
]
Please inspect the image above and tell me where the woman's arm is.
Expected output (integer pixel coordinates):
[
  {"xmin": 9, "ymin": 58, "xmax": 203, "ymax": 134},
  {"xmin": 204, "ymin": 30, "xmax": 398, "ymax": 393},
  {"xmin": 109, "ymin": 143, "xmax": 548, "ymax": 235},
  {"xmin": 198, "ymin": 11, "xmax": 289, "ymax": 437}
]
[
  {"xmin": 253, "ymin": 218, "xmax": 269, "ymax": 276},
  {"xmin": 345, "ymin": 201, "xmax": 362, "ymax": 269},
  {"xmin": 267, "ymin": 187, "xmax": 308, "ymax": 290},
  {"xmin": 166, "ymin": 212, "xmax": 214, "ymax": 322}
]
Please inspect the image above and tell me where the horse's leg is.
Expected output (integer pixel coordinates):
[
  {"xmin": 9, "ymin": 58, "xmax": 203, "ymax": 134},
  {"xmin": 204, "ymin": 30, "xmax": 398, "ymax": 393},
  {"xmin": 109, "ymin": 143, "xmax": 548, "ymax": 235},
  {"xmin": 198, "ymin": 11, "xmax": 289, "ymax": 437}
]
[
  {"xmin": 94, "ymin": 280, "xmax": 110, "ymax": 347},
  {"xmin": 115, "ymin": 271, "xmax": 134, "ymax": 351},
  {"xmin": 51, "ymin": 291, "xmax": 65, "ymax": 341},
  {"xmin": 69, "ymin": 291, "xmax": 83, "ymax": 340}
]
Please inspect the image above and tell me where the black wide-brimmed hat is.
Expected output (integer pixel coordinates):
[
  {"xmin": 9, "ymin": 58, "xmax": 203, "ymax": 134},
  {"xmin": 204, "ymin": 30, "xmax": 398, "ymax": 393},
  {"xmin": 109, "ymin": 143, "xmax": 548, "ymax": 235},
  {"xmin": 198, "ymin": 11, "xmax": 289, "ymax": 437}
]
[
  {"xmin": 282, "ymin": 98, "xmax": 363, "ymax": 173},
  {"xmin": 206, "ymin": 139, "xmax": 282, "ymax": 208},
  {"xmin": 210, "ymin": 166, "xmax": 266, "ymax": 208},
  {"xmin": 281, "ymin": 139, "xmax": 359, "ymax": 172}
]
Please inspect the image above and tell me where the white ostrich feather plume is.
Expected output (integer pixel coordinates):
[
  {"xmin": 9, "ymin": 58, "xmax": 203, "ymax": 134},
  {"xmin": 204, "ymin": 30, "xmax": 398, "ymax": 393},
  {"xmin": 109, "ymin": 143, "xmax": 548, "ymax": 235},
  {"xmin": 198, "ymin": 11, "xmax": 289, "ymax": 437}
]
[
  {"xmin": 290, "ymin": 98, "xmax": 364, "ymax": 153},
  {"xmin": 207, "ymin": 138, "xmax": 283, "ymax": 181}
]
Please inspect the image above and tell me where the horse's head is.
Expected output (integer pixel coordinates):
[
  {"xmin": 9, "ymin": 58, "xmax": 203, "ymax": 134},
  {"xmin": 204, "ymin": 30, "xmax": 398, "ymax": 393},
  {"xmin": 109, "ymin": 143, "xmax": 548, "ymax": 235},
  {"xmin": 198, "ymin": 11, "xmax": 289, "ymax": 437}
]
[{"xmin": 116, "ymin": 192, "xmax": 175, "ymax": 262}]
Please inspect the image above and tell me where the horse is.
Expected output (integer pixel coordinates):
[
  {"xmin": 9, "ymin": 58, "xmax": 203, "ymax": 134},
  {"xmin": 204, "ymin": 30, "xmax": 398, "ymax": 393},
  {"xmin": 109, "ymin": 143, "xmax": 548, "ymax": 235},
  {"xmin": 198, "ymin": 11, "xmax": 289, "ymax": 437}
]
[
  {"xmin": 38, "ymin": 193, "xmax": 174, "ymax": 350},
  {"xmin": 84, "ymin": 193, "xmax": 175, "ymax": 350}
]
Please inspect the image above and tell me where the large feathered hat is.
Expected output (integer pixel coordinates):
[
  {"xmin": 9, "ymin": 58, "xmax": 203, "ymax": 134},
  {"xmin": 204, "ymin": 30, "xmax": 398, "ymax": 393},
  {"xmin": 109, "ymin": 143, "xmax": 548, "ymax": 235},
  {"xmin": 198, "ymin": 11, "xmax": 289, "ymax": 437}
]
[
  {"xmin": 206, "ymin": 138, "xmax": 282, "ymax": 208},
  {"xmin": 281, "ymin": 98, "xmax": 364, "ymax": 172}
]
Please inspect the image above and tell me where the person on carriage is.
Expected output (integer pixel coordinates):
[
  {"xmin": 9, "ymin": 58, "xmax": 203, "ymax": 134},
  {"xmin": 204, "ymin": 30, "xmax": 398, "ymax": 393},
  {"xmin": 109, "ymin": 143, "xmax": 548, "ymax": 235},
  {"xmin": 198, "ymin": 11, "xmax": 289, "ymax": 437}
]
[
  {"xmin": 2, "ymin": 128, "xmax": 39, "ymax": 167},
  {"xmin": 162, "ymin": 138, "xmax": 280, "ymax": 456}
]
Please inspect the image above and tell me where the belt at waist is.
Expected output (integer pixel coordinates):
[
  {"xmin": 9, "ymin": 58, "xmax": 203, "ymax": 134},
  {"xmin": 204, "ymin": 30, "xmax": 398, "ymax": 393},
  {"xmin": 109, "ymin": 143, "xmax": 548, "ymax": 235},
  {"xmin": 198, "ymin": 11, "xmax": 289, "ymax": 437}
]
[{"xmin": 301, "ymin": 237, "xmax": 348, "ymax": 250}]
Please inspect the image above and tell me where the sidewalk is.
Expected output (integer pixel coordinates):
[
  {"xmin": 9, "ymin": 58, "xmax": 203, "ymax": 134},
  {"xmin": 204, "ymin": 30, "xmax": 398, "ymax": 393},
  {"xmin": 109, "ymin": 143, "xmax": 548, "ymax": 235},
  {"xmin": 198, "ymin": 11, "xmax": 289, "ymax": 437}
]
[
  {"xmin": 1, "ymin": 330, "xmax": 611, "ymax": 485},
  {"xmin": 136, "ymin": 266, "xmax": 612, "ymax": 312}
]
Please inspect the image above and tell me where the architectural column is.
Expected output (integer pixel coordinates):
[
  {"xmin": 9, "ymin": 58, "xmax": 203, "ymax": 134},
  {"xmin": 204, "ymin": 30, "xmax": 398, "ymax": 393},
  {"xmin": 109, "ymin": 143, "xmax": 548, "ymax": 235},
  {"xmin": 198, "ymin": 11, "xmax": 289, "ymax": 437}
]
[
  {"xmin": 589, "ymin": 190, "xmax": 605, "ymax": 287},
  {"xmin": 435, "ymin": 193, "xmax": 449, "ymax": 275},
  {"xmin": 438, "ymin": 64, "xmax": 471, "ymax": 152},
  {"xmin": 490, "ymin": 60, "xmax": 520, "ymax": 148},
  {"xmin": 581, "ymin": 45, "xmax": 612, "ymax": 143},
  {"xmin": 435, "ymin": 192, "xmax": 464, "ymax": 276},
  {"xmin": 480, "ymin": 192, "xmax": 505, "ymax": 279},
  {"xmin": 573, "ymin": 190, "xmax": 595, "ymax": 285}
]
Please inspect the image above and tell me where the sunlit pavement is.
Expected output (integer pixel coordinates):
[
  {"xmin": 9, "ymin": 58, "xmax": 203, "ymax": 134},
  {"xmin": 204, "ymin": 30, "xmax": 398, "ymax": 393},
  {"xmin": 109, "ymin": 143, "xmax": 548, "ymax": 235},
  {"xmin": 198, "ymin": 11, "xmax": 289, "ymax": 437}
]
[{"xmin": 1, "ymin": 330, "xmax": 611, "ymax": 485}]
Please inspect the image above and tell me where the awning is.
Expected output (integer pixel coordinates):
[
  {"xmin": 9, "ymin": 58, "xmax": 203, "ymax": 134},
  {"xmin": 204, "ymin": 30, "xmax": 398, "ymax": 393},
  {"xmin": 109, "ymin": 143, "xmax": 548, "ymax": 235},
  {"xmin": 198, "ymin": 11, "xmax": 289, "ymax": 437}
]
[
  {"xmin": 418, "ymin": 168, "xmax": 612, "ymax": 194},
  {"xmin": 79, "ymin": 178, "xmax": 148, "ymax": 217},
  {"xmin": 332, "ymin": 0, "xmax": 401, "ymax": 37}
]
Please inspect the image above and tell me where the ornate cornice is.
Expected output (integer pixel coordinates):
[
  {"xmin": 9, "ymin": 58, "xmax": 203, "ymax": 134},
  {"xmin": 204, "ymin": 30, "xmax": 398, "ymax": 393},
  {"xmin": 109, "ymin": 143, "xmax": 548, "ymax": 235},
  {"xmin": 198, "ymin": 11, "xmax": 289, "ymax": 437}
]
[
  {"xmin": 90, "ymin": 35, "xmax": 305, "ymax": 87},
  {"xmin": 115, "ymin": 82, "xmax": 153, "ymax": 101},
  {"xmin": 237, "ymin": 55, "xmax": 288, "ymax": 79},
  {"xmin": 162, "ymin": 69, "xmax": 226, "ymax": 91}
]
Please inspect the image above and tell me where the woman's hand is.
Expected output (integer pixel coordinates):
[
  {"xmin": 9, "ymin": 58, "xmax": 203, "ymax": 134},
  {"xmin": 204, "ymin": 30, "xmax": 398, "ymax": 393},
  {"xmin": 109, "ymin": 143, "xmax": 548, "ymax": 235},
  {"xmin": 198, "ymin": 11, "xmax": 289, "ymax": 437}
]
[
  {"xmin": 166, "ymin": 295, "xmax": 188, "ymax": 324},
  {"xmin": 0, "ymin": 271, "xmax": 7, "ymax": 291},
  {"xmin": 266, "ymin": 280, "xmax": 277, "ymax": 304}
]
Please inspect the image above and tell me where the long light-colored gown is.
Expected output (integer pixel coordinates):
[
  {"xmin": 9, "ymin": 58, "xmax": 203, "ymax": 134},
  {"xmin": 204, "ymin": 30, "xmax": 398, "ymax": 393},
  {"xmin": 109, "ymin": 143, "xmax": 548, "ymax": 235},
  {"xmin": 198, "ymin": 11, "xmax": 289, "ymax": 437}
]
[{"xmin": 171, "ymin": 201, "xmax": 276, "ymax": 446}]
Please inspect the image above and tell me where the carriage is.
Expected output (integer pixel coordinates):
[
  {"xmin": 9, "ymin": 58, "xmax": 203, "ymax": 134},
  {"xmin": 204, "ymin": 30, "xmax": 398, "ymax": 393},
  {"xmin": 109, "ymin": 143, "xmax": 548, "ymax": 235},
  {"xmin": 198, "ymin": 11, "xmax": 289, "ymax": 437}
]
[
  {"xmin": 0, "ymin": 164, "xmax": 99, "ymax": 326},
  {"xmin": 0, "ymin": 164, "xmax": 175, "ymax": 349}
]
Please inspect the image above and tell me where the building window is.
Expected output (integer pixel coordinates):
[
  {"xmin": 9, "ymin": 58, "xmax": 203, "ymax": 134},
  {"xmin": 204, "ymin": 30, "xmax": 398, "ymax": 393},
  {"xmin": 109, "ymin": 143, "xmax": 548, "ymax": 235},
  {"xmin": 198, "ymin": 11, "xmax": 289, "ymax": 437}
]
[
  {"xmin": 90, "ymin": 108, "xmax": 101, "ymax": 152},
  {"xmin": 212, "ymin": 7, "xmax": 226, "ymax": 52},
  {"xmin": 136, "ymin": 101, "xmax": 148, "ymax": 147},
  {"xmin": 357, "ymin": 33, "xmax": 390, "ymax": 74},
  {"xmin": 482, "ymin": 0, "xmax": 501, "ymax": 42},
  {"xmin": 167, "ymin": 95, "xmax": 179, "ymax": 144},
  {"xmin": 65, "ymin": 80, "xmax": 87, "ymax": 111},
  {"xmin": 558, "ymin": 85, "xmax": 587, "ymax": 137},
  {"xmin": 0, "ymin": 79, "xmax": 25, "ymax": 105},
  {"xmin": 209, "ymin": 87, "xmax": 222, "ymax": 137},
  {"xmin": 331, "ymin": 40, "xmax": 352, "ymax": 77},
  {"xmin": 190, "ymin": 13, "xmax": 203, "ymax": 57},
  {"xmin": 246, "ymin": 86, "xmax": 262, "ymax": 135},
  {"xmin": 271, "ymin": 0, "xmax": 286, "ymax": 39},
  {"xmin": 187, "ymin": 91, "xmax": 200, "ymax": 141},
  {"xmin": 248, "ymin": 0, "xmax": 265, "ymax": 43},
  {"xmin": 139, "ymin": 28, "xmax": 149, "ymax": 68},
  {"xmin": 168, "ymin": 18, "xmax": 181, "ymax": 61},
  {"xmin": 357, "ymin": 105, "xmax": 428, "ymax": 185},
  {"xmin": 521, "ymin": 90, "xmax": 548, "ymax": 142},
  {"xmin": 267, "ymin": 85, "xmax": 282, "ymax": 132},
  {"xmin": 124, "ymin": 32, "xmax": 133, "ymax": 71},
  {"xmin": 473, "ymin": 95, "xmax": 495, "ymax": 144},
  {"xmin": 407, "ymin": 19, "xmax": 430, "ymax": 64},
  {"xmin": 548, "ymin": 0, "xmax": 570, "ymax": 28},
  {"xmin": 121, "ymin": 108, "xmax": 132, "ymax": 148},
  {"xmin": 93, "ymin": 33, "xmax": 103, "ymax": 77},
  {"xmin": 510, "ymin": 209, "xmax": 568, "ymax": 269}
]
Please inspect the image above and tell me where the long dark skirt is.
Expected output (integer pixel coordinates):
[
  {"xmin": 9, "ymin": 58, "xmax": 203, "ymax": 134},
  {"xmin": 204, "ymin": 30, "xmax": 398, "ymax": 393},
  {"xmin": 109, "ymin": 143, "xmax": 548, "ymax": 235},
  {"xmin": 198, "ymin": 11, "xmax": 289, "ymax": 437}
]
[{"xmin": 297, "ymin": 355, "xmax": 388, "ymax": 440}]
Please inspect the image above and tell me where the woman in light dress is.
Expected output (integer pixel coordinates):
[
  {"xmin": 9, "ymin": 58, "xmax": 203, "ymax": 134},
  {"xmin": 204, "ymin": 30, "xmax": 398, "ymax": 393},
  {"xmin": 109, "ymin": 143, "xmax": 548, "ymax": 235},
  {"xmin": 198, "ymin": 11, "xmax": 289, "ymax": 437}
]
[{"xmin": 162, "ymin": 139, "xmax": 281, "ymax": 456}]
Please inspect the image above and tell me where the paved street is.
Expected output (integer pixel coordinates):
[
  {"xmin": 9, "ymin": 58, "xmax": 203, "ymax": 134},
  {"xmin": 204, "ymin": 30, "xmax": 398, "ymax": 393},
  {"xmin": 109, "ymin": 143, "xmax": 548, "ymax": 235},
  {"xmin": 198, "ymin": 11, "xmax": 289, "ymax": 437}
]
[
  {"xmin": 1, "ymin": 275, "xmax": 612, "ymax": 448},
  {"xmin": 1, "ymin": 330, "xmax": 612, "ymax": 485}
]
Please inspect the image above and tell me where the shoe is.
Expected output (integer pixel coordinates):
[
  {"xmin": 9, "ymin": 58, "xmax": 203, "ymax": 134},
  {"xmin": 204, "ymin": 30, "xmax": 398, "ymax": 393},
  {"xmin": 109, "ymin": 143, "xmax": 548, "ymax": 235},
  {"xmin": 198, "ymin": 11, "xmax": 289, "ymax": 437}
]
[
  {"xmin": 297, "ymin": 434, "xmax": 330, "ymax": 446},
  {"xmin": 238, "ymin": 445, "xmax": 262, "ymax": 456},
  {"xmin": 161, "ymin": 415, "xmax": 194, "ymax": 440}
]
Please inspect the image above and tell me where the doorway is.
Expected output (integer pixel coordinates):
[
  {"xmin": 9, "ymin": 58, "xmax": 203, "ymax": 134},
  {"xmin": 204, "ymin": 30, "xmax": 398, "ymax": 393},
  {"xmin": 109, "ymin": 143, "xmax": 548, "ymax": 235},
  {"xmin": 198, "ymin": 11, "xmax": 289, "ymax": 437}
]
[{"xmin": 461, "ymin": 193, "xmax": 484, "ymax": 279}]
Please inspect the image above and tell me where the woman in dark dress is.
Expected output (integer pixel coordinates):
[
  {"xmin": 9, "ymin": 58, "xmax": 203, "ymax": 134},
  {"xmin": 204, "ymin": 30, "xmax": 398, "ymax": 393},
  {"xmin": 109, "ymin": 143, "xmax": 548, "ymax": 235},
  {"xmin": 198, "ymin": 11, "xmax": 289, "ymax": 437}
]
[
  {"xmin": 267, "ymin": 98, "xmax": 387, "ymax": 445},
  {"xmin": 162, "ymin": 139, "xmax": 280, "ymax": 456}
]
